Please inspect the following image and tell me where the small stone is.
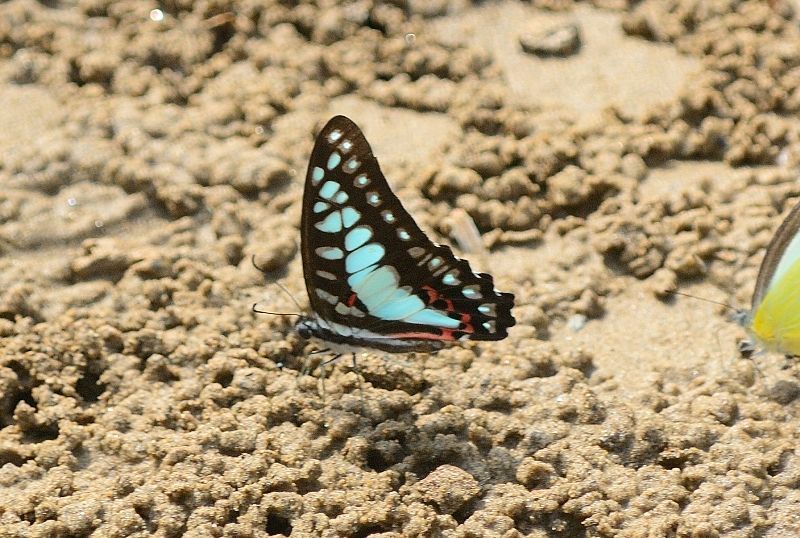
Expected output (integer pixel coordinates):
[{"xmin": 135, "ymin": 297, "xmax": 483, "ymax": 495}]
[
  {"xmin": 649, "ymin": 268, "xmax": 678, "ymax": 299},
  {"xmin": 769, "ymin": 379, "xmax": 800, "ymax": 405},
  {"xmin": 567, "ymin": 314, "xmax": 587, "ymax": 332},
  {"xmin": 520, "ymin": 22, "xmax": 581, "ymax": 58},
  {"xmin": 409, "ymin": 465, "xmax": 481, "ymax": 514},
  {"xmin": 516, "ymin": 458, "xmax": 554, "ymax": 488},
  {"xmin": 621, "ymin": 153, "xmax": 648, "ymax": 181}
]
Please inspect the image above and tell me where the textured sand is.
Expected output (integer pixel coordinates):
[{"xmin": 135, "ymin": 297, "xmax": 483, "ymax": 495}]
[{"xmin": 1, "ymin": 1, "xmax": 800, "ymax": 536}]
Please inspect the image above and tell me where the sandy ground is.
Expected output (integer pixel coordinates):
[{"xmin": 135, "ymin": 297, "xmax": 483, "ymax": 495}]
[{"xmin": 1, "ymin": 0, "xmax": 800, "ymax": 536}]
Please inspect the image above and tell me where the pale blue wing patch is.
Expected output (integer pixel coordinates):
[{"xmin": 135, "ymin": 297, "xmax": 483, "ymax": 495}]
[
  {"xmin": 345, "ymin": 226, "xmax": 372, "ymax": 251},
  {"xmin": 319, "ymin": 181, "xmax": 340, "ymax": 200},
  {"xmin": 478, "ymin": 304, "xmax": 496, "ymax": 315},
  {"xmin": 371, "ymin": 292, "xmax": 425, "ymax": 319},
  {"xmin": 344, "ymin": 157, "xmax": 361, "ymax": 173},
  {"xmin": 341, "ymin": 207, "xmax": 361, "ymax": 228},
  {"xmin": 405, "ymin": 309, "xmax": 460, "ymax": 328},
  {"xmin": 346, "ymin": 243, "xmax": 385, "ymax": 273},
  {"xmin": 313, "ymin": 201, "xmax": 329, "ymax": 213},
  {"xmin": 312, "ymin": 166, "xmax": 325, "ymax": 185},
  {"xmin": 347, "ymin": 264, "xmax": 378, "ymax": 288},
  {"xmin": 463, "ymin": 285, "xmax": 482, "ymax": 299},
  {"xmin": 353, "ymin": 266, "xmax": 398, "ymax": 303},
  {"xmin": 443, "ymin": 270, "xmax": 461, "ymax": 286},
  {"xmin": 327, "ymin": 151, "xmax": 341, "ymax": 170},
  {"xmin": 315, "ymin": 211, "xmax": 343, "ymax": 233},
  {"xmin": 334, "ymin": 191, "xmax": 349, "ymax": 204}
]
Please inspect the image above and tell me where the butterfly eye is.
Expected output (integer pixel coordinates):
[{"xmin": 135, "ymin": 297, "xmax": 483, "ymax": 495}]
[{"xmin": 297, "ymin": 323, "xmax": 312, "ymax": 339}]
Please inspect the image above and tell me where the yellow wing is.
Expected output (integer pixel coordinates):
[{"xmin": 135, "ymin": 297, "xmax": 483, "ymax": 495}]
[{"xmin": 751, "ymin": 255, "xmax": 800, "ymax": 355}]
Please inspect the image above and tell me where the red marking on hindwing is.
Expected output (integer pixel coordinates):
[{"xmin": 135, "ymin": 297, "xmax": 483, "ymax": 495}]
[
  {"xmin": 421, "ymin": 285, "xmax": 438, "ymax": 304},
  {"xmin": 389, "ymin": 329, "xmax": 457, "ymax": 341},
  {"xmin": 346, "ymin": 293, "xmax": 358, "ymax": 307},
  {"xmin": 422, "ymin": 284, "xmax": 455, "ymax": 312}
]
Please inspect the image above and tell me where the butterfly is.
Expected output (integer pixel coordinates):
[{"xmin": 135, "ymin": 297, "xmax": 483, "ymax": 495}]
[
  {"xmin": 293, "ymin": 115, "xmax": 515, "ymax": 353},
  {"xmin": 737, "ymin": 199, "xmax": 800, "ymax": 356}
]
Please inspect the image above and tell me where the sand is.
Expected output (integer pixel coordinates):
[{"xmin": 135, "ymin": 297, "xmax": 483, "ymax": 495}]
[{"xmin": 1, "ymin": 0, "xmax": 799, "ymax": 536}]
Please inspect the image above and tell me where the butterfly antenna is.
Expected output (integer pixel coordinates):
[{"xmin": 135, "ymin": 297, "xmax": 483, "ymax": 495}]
[
  {"xmin": 251, "ymin": 303, "xmax": 303, "ymax": 317},
  {"xmin": 275, "ymin": 281, "xmax": 305, "ymax": 312},
  {"xmin": 251, "ymin": 254, "xmax": 306, "ymax": 312},
  {"xmin": 664, "ymin": 289, "xmax": 738, "ymax": 312}
]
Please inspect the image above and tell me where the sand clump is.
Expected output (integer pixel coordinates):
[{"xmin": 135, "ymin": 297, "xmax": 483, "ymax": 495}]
[{"xmin": 1, "ymin": 0, "xmax": 800, "ymax": 536}]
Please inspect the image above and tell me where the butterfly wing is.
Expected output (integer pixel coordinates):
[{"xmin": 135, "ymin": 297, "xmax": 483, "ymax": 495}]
[
  {"xmin": 300, "ymin": 115, "xmax": 515, "ymax": 351},
  {"xmin": 749, "ymin": 199, "xmax": 800, "ymax": 355},
  {"xmin": 752, "ymin": 200, "xmax": 800, "ymax": 309}
]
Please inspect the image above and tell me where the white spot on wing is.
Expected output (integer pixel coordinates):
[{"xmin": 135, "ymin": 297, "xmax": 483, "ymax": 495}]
[
  {"xmin": 344, "ymin": 158, "xmax": 360, "ymax": 173},
  {"xmin": 327, "ymin": 151, "xmax": 341, "ymax": 170},
  {"xmin": 316, "ymin": 246, "xmax": 344, "ymax": 260}
]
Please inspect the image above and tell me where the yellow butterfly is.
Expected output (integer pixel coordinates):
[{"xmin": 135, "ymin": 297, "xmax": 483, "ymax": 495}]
[{"xmin": 738, "ymin": 201, "xmax": 800, "ymax": 355}]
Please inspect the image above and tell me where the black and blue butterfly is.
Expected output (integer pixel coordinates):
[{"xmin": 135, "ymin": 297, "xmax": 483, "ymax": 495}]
[{"xmin": 289, "ymin": 115, "xmax": 515, "ymax": 353}]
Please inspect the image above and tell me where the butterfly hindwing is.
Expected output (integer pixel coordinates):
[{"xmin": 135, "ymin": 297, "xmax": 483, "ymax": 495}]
[{"xmin": 300, "ymin": 115, "xmax": 515, "ymax": 351}]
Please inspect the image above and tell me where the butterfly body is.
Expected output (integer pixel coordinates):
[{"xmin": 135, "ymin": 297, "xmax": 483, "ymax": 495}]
[
  {"xmin": 740, "ymin": 200, "xmax": 800, "ymax": 356},
  {"xmin": 296, "ymin": 115, "xmax": 515, "ymax": 353}
]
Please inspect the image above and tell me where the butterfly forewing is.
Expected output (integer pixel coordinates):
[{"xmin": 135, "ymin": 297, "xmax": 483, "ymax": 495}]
[
  {"xmin": 300, "ymin": 115, "xmax": 515, "ymax": 351},
  {"xmin": 752, "ymin": 201, "xmax": 800, "ymax": 309}
]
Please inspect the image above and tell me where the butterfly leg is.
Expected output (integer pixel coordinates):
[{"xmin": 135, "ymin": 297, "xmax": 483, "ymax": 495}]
[
  {"xmin": 350, "ymin": 352, "xmax": 365, "ymax": 411},
  {"xmin": 317, "ymin": 353, "xmax": 343, "ymax": 404},
  {"xmin": 299, "ymin": 348, "xmax": 330, "ymax": 378}
]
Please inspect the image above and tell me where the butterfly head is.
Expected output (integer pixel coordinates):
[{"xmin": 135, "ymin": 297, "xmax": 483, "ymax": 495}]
[{"xmin": 295, "ymin": 316, "xmax": 317, "ymax": 340}]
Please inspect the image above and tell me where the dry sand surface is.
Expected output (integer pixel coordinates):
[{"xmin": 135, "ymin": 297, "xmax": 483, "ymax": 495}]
[{"xmin": 2, "ymin": 0, "xmax": 800, "ymax": 536}]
